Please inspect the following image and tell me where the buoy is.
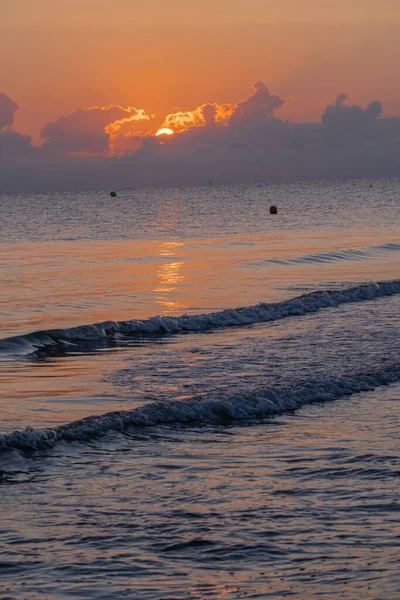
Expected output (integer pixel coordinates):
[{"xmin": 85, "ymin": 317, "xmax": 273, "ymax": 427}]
[
  {"xmin": 110, "ymin": 191, "xmax": 117, "ymax": 197},
  {"xmin": 270, "ymin": 205, "xmax": 278, "ymax": 214}
]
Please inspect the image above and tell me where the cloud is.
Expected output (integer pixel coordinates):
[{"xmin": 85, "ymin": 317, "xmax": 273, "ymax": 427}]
[
  {"xmin": 0, "ymin": 129, "xmax": 35, "ymax": 158},
  {"xmin": 0, "ymin": 92, "xmax": 36, "ymax": 162},
  {"xmin": 0, "ymin": 93, "xmax": 19, "ymax": 130},
  {"xmin": 201, "ymin": 103, "xmax": 216, "ymax": 126},
  {"xmin": 322, "ymin": 94, "xmax": 382, "ymax": 132},
  {"xmin": 161, "ymin": 81, "xmax": 284, "ymax": 133},
  {"xmin": 41, "ymin": 105, "xmax": 153, "ymax": 155},
  {"xmin": 1, "ymin": 82, "xmax": 400, "ymax": 191},
  {"xmin": 164, "ymin": 102, "xmax": 235, "ymax": 131},
  {"xmin": 229, "ymin": 81, "xmax": 285, "ymax": 127},
  {"xmin": 104, "ymin": 109, "xmax": 154, "ymax": 154}
]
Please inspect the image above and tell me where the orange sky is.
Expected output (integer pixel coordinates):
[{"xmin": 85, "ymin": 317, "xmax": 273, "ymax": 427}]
[
  {"xmin": 3, "ymin": 0, "xmax": 400, "ymax": 27},
  {"xmin": 2, "ymin": 0, "xmax": 400, "ymax": 141}
]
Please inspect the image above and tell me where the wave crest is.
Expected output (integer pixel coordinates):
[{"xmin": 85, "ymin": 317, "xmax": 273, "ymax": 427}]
[
  {"xmin": 1, "ymin": 280, "xmax": 399, "ymax": 356},
  {"xmin": 1, "ymin": 364, "xmax": 398, "ymax": 454}
]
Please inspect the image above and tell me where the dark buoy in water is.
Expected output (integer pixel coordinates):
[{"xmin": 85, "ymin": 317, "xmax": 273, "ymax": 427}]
[
  {"xmin": 269, "ymin": 205, "xmax": 278, "ymax": 214},
  {"xmin": 110, "ymin": 191, "xmax": 117, "ymax": 197}
]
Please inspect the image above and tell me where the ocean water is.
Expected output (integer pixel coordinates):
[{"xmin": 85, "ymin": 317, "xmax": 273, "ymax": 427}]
[{"xmin": 0, "ymin": 179, "xmax": 399, "ymax": 599}]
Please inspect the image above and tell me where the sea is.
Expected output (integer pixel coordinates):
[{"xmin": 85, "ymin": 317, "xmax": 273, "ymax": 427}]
[{"xmin": 0, "ymin": 179, "xmax": 399, "ymax": 600}]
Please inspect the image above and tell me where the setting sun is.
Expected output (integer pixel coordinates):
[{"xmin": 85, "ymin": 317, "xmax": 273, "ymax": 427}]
[{"xmin": 155, "ymin": 127, "xmax": 174, "ymax": 137}]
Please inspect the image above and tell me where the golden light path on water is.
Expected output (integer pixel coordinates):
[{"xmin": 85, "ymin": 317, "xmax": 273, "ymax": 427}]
[{"xmin": 155, "ymin": 241, "xmax": 186, "ymax": 313}]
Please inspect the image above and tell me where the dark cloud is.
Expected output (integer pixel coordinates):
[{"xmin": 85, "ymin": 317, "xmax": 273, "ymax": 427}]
[
  {"xmin": 0, "ymin": 130, "xmax": 35, "ymax": 158},
  {"xmin": 322, "ymin": 94, "xmax": 382, "ymax": 131},
  {"xmin": 201, "ymin": 103, "xmax": 217, "ymax": 126},
  {"xmin": 41, "ymin": 105, "xmax": 151, "ymax": 155},
  {"xmin": 41, "ymin": 106, "xmax": 128, "ymax": 154},
  {"xmin": 365, "ymin": 101, "xmax": 383, "ymax": 120},
  {"xmin": 0, "ymin": 93, "xmax": 19, "ymax": 130},
  {"xmin": 1, "ymin": 84, "xmax": 400, "ymax": 191},
  {"xmin": 163, "ymin": 82, "xmax": 284, "ymax": 133},
  {"xmin": 0, "ymin": 92, "xmax": 36, "ymax": 164},
  {"xmin": 229, "ymin": 82, "xmax": 285, "ymax": 127}
]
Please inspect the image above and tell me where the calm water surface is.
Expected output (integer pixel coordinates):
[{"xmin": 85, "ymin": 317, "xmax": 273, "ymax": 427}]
[{"xmin": 0, "ymin": 179, "xmax": 399, "ymax": 599}]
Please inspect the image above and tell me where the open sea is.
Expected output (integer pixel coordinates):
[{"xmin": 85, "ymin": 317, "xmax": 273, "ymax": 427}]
[{"xmin": 0, "ymin": 179, "xmax": 399, "ymax": 599}]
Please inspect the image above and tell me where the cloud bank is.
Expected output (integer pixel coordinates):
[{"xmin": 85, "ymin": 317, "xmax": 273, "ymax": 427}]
[
  {"xmin": 0, "ymin": 84, "xmax": 399, "ymax": 191},
  {"xmin": 0, "ymin": 93, "xmax": 19, "ymax": 130},
  {"xmin": 0, "ymin": 93, "xmax": 36, "ymax": 161},
  {"xmin": 41, "ymin": 105, "xmax": 153, "ymax": 155}
]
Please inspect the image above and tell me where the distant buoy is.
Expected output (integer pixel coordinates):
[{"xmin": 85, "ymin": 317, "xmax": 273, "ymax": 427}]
[
  {"xmin": 269, "ymin": 205, "xmax": 278, "ymax": 214},
  {"xmin": 110, "ymin": 191, "xmax": 117, "ymax": 197}
]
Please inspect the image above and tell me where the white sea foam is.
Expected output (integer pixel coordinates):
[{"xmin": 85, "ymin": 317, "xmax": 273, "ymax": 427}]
[
  {"xmin": 0, "ymin": 280, "xmax": 399, "ymax": 356},
  {"xmin": 0, "ymin": 364, "xmax": 398, "ymax": 454}
]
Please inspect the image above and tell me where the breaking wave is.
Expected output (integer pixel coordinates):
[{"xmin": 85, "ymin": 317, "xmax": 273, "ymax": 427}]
[
  {"xmin": 1, "ymin": 280, "xmax": 399, "ymax": 356},
  {"xmin": 1, "ymin": 364, "xmax": 398, "ymax": 454}
]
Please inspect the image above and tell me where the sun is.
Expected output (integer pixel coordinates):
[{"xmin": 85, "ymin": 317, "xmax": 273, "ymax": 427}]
[{"xmin": 155, "ymin": 128, "xmax": 174, "ymax": 137}]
